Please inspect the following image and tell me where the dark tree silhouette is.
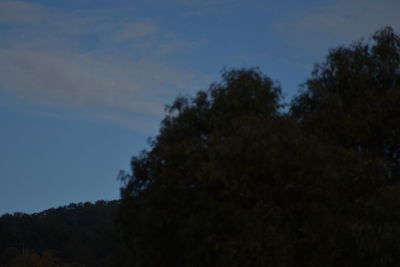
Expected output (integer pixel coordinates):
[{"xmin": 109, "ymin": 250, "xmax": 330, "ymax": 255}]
[
  {"xmin": 118, "ymin": 27, "xmax": 400, "ymax": 267},
  {"xmin": 291, "ymin": 26, "xmax": 400, "ymax": 180}
]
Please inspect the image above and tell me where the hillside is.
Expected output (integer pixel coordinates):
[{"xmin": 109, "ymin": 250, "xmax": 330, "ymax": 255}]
[{"xmin": 0, "ymin": 200, "xmax": 121, "ymax": 267}]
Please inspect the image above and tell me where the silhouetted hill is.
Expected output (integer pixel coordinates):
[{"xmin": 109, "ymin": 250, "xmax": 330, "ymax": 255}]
[{"xmin": 0, "ymin": 200, "xmax": 121, "ymax": 267}]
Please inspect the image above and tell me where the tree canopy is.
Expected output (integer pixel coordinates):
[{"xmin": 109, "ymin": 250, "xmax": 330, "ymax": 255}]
[
  {"xmin": 291, "ymin": 27, "xmax": 400, "ymax": 179},
  {"xmin": 118, "ymin": 27, "xmax": 400, "ymax": 267}
]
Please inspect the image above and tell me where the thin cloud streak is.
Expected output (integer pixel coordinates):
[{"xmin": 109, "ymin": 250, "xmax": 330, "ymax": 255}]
[
  {"xmin": 275, "ymin": 0, "xmax": 400, "ymax": 49},
  {"xmin": 114, "ymin": 21, "xmax": 158, "ymax": 43},
  {"xmin": 0, "ymin": 47, "xmax": 199, "ymax": 116},
  {"xmin": 0, "ymin": 0, "xmax": 47, "ymax": 24},
  {"xmin": 0, "ymin": 1, "xmax": 208, "ymax": 130},
  {"xmin": 174, "ymin": 0, "xmax": 255, "ymax": 17}
]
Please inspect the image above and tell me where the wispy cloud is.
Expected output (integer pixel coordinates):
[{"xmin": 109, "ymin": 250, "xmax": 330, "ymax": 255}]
[
  {"xmin": 276, "ymin": 0, "xmax": 400, "ymax": 50},
  {"xmin": 0, "ymin": 1, "xmax": 207, "ymax": 131},
  {"xmin": 0, "ymin": 47, "xmax": 199, "ymax": 116},
  {"xmin": 0, "ymin": 0, "xmax": 47, "ymax": 24},
  {"xmin": 114, "ymin": 21, "xmax": 158, "ymax": 43},
  {"xmin": 174, "ymin": 0, "xmax": 249, "ymax": 17}
]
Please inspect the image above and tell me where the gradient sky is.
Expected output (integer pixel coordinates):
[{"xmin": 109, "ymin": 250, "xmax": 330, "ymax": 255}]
[{"xmin": 0, "ymin": 0, "xmax": 399, "ymax": 215}]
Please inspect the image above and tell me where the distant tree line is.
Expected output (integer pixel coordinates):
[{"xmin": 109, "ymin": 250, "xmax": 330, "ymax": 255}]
[{"xmin": 0, "ymin": 200, "xmax": 120, "ymax": 267}]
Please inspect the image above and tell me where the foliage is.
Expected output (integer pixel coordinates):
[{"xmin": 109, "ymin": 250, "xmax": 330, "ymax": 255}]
[
  {"xmin": 291, "ymin": 26, "xmax": 400, "ymax": 179},
  {"xmin": 118, "ymin": 27, "xmax": 400, "ymax": 266},
  {"xmin": 9, "ymin": 250, "xmax": 61, "ymax": 267}
]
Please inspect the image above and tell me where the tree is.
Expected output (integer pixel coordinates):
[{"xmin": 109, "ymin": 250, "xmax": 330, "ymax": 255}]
[
  {"xmin": 118, "ymin": 61, "xmax": 396, "ymax": 266},
  {"xmin": 117, "ymin": 68, "xmax": 283, "ymax": 266},
  {"xmin": 291, "ymin": 26, "xmax": 400, "ymax": 180},
  {"xmin": 289, "ymin": 26, "xmax": 400, "ymax": 266}
]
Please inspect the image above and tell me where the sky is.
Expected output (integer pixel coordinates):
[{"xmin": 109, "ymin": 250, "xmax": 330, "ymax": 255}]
[{"xmin": 0, "ymin": 0, "xmax": 399, "ymax": 215}]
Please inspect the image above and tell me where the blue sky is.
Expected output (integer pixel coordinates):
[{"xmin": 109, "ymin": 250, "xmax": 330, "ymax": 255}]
[{"xmin": 0, "ymin": 0, "xmax": 399, "ymax": 214}]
